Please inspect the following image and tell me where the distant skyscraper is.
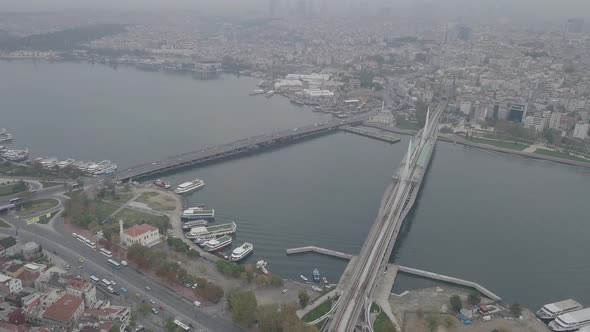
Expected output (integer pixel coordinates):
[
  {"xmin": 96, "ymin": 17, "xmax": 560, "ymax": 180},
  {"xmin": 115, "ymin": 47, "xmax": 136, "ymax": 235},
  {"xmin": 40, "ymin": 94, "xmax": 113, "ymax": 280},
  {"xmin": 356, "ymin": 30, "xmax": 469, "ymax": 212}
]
[{"xmin": 566, "ymin": 18, "xmax": 584, "ymax": 33}]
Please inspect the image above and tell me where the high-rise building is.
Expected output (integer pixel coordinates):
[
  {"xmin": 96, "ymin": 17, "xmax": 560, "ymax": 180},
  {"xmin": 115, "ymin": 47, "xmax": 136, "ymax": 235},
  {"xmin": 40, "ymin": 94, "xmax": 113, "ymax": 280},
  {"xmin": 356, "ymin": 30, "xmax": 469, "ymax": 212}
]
[
  {"xmin": 549, "ymin": 112, "xmax": 563, "ymax": 130},
  {"xmin": 566, "ymin": 18, "xmax": 584, "ymax": 33},
  {"xmin": 507, "ymin": 102, "xmax": 527, "ymax": 123}
]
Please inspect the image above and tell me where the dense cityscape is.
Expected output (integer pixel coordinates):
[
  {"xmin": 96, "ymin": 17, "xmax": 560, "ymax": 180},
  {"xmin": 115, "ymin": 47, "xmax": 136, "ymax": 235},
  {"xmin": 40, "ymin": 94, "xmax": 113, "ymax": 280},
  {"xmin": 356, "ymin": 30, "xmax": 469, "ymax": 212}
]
[{"xmin": 0, "ymin": 1, "xmax": 589, "ymax": 332}]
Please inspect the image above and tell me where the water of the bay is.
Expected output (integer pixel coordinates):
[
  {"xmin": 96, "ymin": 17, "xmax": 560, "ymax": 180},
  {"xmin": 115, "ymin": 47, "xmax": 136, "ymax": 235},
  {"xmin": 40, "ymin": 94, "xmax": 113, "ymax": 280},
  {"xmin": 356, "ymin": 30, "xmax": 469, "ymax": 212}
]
[{"xmin": 2, "ymin": 60, "xmax": 590, "ymax": 309}]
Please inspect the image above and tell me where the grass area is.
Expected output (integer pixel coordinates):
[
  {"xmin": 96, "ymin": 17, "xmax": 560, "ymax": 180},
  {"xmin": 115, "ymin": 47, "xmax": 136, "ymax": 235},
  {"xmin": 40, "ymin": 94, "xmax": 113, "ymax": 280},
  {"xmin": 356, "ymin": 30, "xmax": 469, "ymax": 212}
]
[
  {"xmin": 534, "ymin": 149, "xmax": 590, "ymax": 163},
  {"xmin": 374, "ymin": 312, "xmax": 396, "ymax": 332},
  {"xmin": 482, "ymin": 133, "xmax": 533, "ymax": 144},
  {"xmin": 40, "ymin": 181, "xmax": 63, "ymax": 188},
  {"xmin": 0, "ymin": 218, "xmax": 11, "ymax": 228},
  {"xmin": 113, "ymin": 207, "xmax": 170, "ymax": 233},
  {"xmin": 37, "ymin": 211, "xmax": 59, "ymax": 224},
  {"xmin": 101, "ymin": 191, "xmax": 135, "ymax": 203},
  {"xmin": 95, "ymin": 201, "xmax": 120, "ymax": 222},
  {"xmin": 135, "ymin": 192, "xmax": 177, "ymax": 212},
  {"xmin": 16, "ymin": 199, "xmax": 59, "ymax": 216},
  {"xmin": 371, "ymin": 302, "xmax": 381, "ymax": 313},
  {"xmin": 395, "ymin": 118, "xmax": 420, "ymax": 131},
  {"xmin": 0, "ymin": 181, "xmax": 27, "ymax": 196},
  {"xmin": 467, "ymin": 137, "xmax": 529, "ymax": 151},
  {"xmin": 303, "ymin": 299, "xmax": 333, "ymax": 323}
]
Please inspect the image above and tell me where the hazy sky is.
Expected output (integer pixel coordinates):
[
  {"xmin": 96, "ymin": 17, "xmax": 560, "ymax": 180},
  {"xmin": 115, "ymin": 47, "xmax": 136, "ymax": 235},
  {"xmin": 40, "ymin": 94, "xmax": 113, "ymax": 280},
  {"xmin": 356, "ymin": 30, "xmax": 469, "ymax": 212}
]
[{"xmin": 0, "ymin": 0, "xmax": 589, "ymax": 21}]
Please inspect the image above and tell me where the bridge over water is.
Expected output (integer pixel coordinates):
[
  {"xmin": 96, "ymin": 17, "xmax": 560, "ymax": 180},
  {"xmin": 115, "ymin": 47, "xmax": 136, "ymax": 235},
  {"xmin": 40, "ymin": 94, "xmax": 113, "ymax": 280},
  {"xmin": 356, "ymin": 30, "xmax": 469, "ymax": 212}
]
[
  {"xmin": 325, "ymin": 101, "xmax": 446, "ymax": 332},
  {"xmin": 116, "ymin": 115, "xmax": 370, "ymax": 182}
]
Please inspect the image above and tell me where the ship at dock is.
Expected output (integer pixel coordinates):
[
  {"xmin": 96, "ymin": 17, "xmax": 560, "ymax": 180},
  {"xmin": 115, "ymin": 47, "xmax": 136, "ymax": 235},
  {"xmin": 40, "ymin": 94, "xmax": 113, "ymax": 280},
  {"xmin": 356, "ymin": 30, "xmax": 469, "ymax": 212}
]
[
  {"xmin": 0, "ymin": 129, "xmax": 13, "ymax": 143},
  {"xmin": 153, "ymin": 179, "xmax": 171, "ymax": 190},
  {"xmin": 230, "ymin": 242, "xmax": 253, "ymax": 262},
  {"xmin": 181, "ymin": 207, "xmax": 214, "ymax": 221},
  {"xmin": 185, "ymin": 221, "xmax": 237, "ymax": 241},
  {"xmin": 1, "ymin": 148, "xmax": 29, "ymax": 162},
  {"xmin": 181, "ymin": 219, "xmax": 208, "ymax": 231},
  {"xmin": 203, "ymin": 235, "xmax": 233, "ymax": 252},
  {"xmin": 174, "ymin": 178, "xmax": 205, "ymax": 194}
]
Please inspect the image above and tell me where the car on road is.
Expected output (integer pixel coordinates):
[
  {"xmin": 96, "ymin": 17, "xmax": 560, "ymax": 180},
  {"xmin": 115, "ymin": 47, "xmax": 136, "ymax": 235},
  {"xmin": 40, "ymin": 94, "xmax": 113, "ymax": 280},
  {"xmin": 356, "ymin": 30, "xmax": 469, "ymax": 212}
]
[
  {"xmin": 145, "ymin": 286, "xmax": 151, "ymax": 291},
  {"xmin": 159, "ymin": 305, "xmax": 165, "ymax": 311},
  {"xmin": 110, "ymin": 280, "xmax": 116, "ymax": 286},
  {"xmin": 120, "ymin": 287, "xmax": 127, "ymax": 293},
  {"xmin": 65, "ymin": 264, "xmax": 70, "ymax": 270},
  {"xmin": 78, "ymin": 257, "xmax": 85, "ymax": 263},
  {"xmin": 149, "ymin": 299, "xmax": 155, "ymax": 304},
  {"xmin": 151, "ymin": 307, "xmax": 158, "ymax": 314},
  {"xmin": 135, "ymin": 293, "xmax": 141, "ymax": 299},
  {"xmin": 78, "ymin": 265, "xmax": 83, "ymax": 269}
]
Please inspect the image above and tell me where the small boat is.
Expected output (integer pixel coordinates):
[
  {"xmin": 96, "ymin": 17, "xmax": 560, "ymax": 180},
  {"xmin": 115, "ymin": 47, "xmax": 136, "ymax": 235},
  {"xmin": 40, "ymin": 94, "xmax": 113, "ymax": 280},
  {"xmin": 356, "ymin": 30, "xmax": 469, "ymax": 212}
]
[
  {"xmin": 312, "ymin": 286, "xmax": 322, "ymax": 292},
  {"xmin": 322, "ymin": 277, "xmax": 328, "ymax": 285},
  {"xmin": 300, "ymin": 275, "xmax": 308, "ymax": 282},
  {"xmin": 153, "ymin": 179, "xmax": 171, "ymax": 190},
  {"xmin": 256, "ymin": 260, "xmax": 268, "ymax": 269},
  {"xmin": 249, "ymin": 89, "xmax": 265, "ymax": 96},
  {"xmin": 230, "ymin": 242, "xmax": 254, "ymax": 262},
  {"xmin": 261, "ymin": 267, "xmax": 269, "ymax": 275},
  {"xmin": 312, "ymin": 269, "xmax": 320, "ymax": 282},
  {"xmin": 265, "ymin": 90, "xmax": 275, "ymax": 97},
  {"xmin": 174, "ymin": 178, "xmax": 205, "ymax": 194},
  {"xmin": 203, "ymin": 235, "xmax": 232, "ymax": 252}
]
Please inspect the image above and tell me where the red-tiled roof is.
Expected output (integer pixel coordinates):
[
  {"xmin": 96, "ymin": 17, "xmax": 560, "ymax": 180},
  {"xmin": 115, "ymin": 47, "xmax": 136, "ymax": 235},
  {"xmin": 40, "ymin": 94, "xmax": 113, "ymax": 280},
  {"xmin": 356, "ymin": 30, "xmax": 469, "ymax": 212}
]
[
  {"xmin": 124, "ymin": 223, "xmax": 157, "ymax": 238},
  {"xmin": 43, "ymin": 294, "xmax": 83, "ymax": 323}
]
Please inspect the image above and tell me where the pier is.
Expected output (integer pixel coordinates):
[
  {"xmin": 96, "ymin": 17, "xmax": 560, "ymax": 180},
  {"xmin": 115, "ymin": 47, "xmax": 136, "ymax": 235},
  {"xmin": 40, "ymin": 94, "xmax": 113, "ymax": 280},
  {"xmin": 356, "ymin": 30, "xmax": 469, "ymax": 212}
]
[
  {"xmin": 397, "ymin": 265, "xmax": 502, "ymax": 301},
  {"xmin": 286, "ymin": 246, "xmax": 354, "ymax": 260},
  {"xmin": 116, "ymin": 116, "xmax": 369, "ymax": 182},
  {"xmin": 340, "ymin": 126, "xmax": 401, "ymax": 144}
]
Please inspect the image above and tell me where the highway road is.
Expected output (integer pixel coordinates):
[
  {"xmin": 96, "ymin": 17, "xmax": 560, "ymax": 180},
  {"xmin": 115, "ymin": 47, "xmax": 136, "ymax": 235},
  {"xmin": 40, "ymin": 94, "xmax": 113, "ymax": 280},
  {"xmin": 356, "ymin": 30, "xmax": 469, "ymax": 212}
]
[{"xmin": 0, "ymin": 187, "xmax": 242, "ymax": 332}]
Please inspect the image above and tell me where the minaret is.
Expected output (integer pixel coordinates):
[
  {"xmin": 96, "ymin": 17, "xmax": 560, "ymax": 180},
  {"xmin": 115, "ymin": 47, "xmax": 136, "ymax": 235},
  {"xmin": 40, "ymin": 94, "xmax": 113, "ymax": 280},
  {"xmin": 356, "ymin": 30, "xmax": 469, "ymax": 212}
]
[{"xmin": 119, "ymin": 220, "xmax": 124, "ymax": 244}]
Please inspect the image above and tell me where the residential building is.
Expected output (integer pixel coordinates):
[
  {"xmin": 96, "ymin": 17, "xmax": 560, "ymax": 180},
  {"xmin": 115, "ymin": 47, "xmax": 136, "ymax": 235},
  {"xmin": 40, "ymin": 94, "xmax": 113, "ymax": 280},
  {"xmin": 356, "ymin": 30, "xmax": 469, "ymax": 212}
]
[
  {"xmin": 119, "ymin": 222, "xmax": 160, "ymax": 247},
  {"xmin": 524, "ymin": 115, "xmax": 547, "ymax": 132},
  {"xmin": 66, "ymin": 279, "xmax": 96, "ymax": 307},
  {"xmin": 41, "ymin": 294, "xmax": 84, "ymax": 330},
  {"xmin": 549, "ymin": 112, "xmax": 564, "ymax": 130},
  {"xmin": 0, "ymin": 273, "xmax": 22, "ymax": 294},
  {"xmin": 0, "ymin": 237, "xmax": 19, "ymax": 258},
  {"xmin": 573, "ymin": 122, "xmax": 589, "ymax": 139}
]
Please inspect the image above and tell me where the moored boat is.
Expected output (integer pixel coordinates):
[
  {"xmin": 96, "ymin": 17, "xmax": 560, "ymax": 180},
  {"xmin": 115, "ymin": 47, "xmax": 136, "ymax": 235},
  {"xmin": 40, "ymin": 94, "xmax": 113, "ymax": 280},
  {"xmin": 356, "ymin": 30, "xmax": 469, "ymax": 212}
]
[
  {"xmin": 185, "ymin": 222, "xmax": 237, "ymax": 239},
  {"xmin": 182, "ymin": 219, "xmax": 208, "ymax": 231},
  {"xmin": 322, "ymin": 277, "xmax": 328, "ymax": 285},
  {"xmin": 312, "ymin": 269, "xmax": 320, "ymax": 282},
  {"xmin": 249, "ymin": 89, "xmax": 265, "ymax": 96},
  {"xmin": 203, "ymin": 235, "xmax": 232, "ymax": 252},
  {"xmin": 549, "ymin": 308, "xmax": 590, "ymax": 331},
  {"xmin": 181, "ymin": 207, "xmax": 215, "ymax": 220},
  {"xmin": 230, "ymin": 242, "xmax": 253, "ymax": 262},
  {"xmin": 153, "ymin": 179, "xmax": 171, "ymax": 190},
  {"xmin": 537, "ymin": 299, "xmax": 582, "ymax": 320},
  {"xmin": 174, "ymin": 179, "xmax": 205, "ymax": 194},
  {"xmin": 300, "ymin": 275, "xmax": 308, "ymax": 282}
]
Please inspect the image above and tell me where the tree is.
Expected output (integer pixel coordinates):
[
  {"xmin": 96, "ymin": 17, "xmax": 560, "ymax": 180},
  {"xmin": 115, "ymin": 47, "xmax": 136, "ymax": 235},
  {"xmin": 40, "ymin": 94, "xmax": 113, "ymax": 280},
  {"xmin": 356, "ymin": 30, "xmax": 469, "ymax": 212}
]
[
  {"xmin": 298, "ymin": 290, "xmax": 310, "ymax": 307},
  {"xmin": 257, "ymin": 304, "xmax": 318, "ymax": 332},
  {"xmin": 467, "ymin": 291, "xmax": 481, "ymax": 306},
  {"xmin": 425, "ymin": 315, "xmax": 439, "ymax": 332},
  {"xmin": 137, "ymin": 303, "xmax": 151, "ymax": 317},
  {"xmin": 229, "ymin": 290, "xmax": 258, "ymax": 328},
  {"xmin": 510, "ymin": 303, "xmax": 522, "ymax": 317},
  {"xmin": 444, "ymin": 316, "xmax": 455, "ymax": 328},
  {"xmin": 449, "ymin": 294, "xmax": 462, "ymax": 312}
]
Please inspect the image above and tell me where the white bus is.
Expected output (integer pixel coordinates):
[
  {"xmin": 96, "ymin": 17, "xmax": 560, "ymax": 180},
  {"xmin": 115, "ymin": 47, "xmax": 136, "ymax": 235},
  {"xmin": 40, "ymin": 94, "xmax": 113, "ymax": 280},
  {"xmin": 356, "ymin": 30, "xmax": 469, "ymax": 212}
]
[
  {"xmin": 85, "ymin": 241, "xmax": 97, "ymax": 249},
  {"xmin": 173, "ymin": 319, "xmax": 190, "ymax": 331},
  {"xmin": 101, "ymin": 279, "xmax": 112, "ymax": 287},
  {"xmin": 76, "ymin": 235, "xmax": 87, "ymax": 243},
  {"xmin": 99, "ymin": 248, "xmax": 113, "ymax": 258},
  {"xmin": 107, "ymin": 259, "xmax": 121, "ymax": 269},
  {"xmin": 90, "ymin": 276, "xmax": 100, "ymax": 283}
]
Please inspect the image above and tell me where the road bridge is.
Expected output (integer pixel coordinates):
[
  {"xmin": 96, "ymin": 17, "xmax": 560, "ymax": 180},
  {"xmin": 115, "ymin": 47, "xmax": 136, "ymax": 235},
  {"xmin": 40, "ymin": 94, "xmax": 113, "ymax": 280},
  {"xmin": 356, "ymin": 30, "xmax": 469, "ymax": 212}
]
[
  {"xmin": 116, "ymin": 115, "xmax": 369, "ymax": 182},
  {"xmin": 326, "ymin": 101, "xmax": 446, "ymax": 332}
]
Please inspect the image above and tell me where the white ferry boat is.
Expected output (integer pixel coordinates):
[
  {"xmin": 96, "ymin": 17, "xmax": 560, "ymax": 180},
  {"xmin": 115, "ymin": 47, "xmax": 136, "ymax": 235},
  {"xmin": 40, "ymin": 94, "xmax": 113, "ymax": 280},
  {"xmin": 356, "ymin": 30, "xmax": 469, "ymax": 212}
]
[
  {"xmin": 230, "ymin": 242, "xmax": 253, "ymax": 262},
  {"xmin": 181, "ymin": 219, "xmax": 208, "ymax": 231},
  {"xmin": 203, "ymin": 235, "xmax": 232, "ymax": 252},
  {"xmin": 40, "ymin": 158, "xmax": 58, "ymax": 169},
  {"xmin": 181, "ymin": 207, "xmax": 215, "ymax": 220},
  {"xmin": 1, "ymin": 148, "xmax": 29, "ymax": 162},
  {"xmin": 549, "ymin": 308, "xmax": 590, "ymax": 331},
  {"xmin": 174, "ymin": 179, "xmax": 205, "ymax": 194},
  {"xmin": 537, "ymin": 299, "xmax": 582, "ymax": 320},
  {"xmin": 185, "ymin": 222, "xmax": 237, "ymax": 239},
  {"xmin": 57, "ymin": 158, "xmax": 76, "ymax": 169},
  {"xmin": 102, "ymin": 162, "xmax": 118, "ymax": 174}
]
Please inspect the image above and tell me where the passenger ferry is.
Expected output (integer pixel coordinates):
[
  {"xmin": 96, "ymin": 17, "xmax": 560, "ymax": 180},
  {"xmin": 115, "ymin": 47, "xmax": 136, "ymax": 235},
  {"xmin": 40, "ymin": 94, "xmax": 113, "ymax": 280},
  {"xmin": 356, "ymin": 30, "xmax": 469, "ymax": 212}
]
[
  {"xmin": 549, "ymin": 308, "xmax": 590, "ymax": 331},
  {"xmin": 40, "ymin": 158, "xmax": 58, "ymax": 169},
  {"xmin": 185, "ymin": 222, "xmax": 237, "ymax": 239},
  {"xmin": 230, "ymin": 242, "xmax": 253, "ymax": 262},
  {"xmin": 1, "ymin": 148, "xmax": 29, "ymax": 162},
  {"xmin": 181, "ymin": 219, "xmax": 208, "ymax": 231},
  {"xmin": 537, "ymin": 299, "xmax": 582, "ymax": 320},
  {"xmin": 203, "ymin": 235, "xmax": 232, "ymax": 252},
  {"xmin": 174, "ymin": 179, "xmax": 205, "ymax": 194},
  {"xmin": 57, "ymin": 158, "xmax": 76, "ymax": 169},
  {"xmin": 181, "ymin": 207, "xmax": 215, "ymax": 221}
]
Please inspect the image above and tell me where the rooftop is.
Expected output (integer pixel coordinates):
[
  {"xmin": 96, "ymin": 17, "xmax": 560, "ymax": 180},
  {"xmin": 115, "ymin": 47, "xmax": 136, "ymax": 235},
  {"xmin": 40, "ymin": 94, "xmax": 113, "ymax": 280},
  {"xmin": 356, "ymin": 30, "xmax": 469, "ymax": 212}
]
[
  {"xmin": 67, "ymin": 279, "xmax": 91, "ymax": 291},
  {"xmin": 43, "ymin": 294, "xmax": 83, "ymax": 323},
  {"xmin": 124, "ymin": 223, "xmax": 158, "ymax": 238}
]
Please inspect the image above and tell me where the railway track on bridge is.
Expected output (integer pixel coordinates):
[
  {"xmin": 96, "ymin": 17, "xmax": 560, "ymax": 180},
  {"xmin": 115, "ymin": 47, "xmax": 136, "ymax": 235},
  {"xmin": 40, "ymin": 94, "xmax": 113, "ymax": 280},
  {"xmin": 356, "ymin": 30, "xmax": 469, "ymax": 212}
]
[{"xmin": 328, "ymin": 102, "xmax": 446, "ymax": 332}]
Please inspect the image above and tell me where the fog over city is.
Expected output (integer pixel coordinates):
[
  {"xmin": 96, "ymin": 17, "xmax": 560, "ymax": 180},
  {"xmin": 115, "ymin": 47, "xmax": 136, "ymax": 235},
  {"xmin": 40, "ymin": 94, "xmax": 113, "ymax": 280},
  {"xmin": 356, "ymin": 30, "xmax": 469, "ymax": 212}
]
[{"xmin": 0, "ymin": 0, "xmax": 590, "ymax": 331}]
